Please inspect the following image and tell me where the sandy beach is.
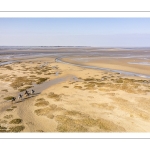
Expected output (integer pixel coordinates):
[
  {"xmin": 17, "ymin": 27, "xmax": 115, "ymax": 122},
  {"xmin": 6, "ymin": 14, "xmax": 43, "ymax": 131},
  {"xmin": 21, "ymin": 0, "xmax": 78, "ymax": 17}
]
[{"xmin": 0, "ymin": 47, "xmax": 150, "ymax": 132}]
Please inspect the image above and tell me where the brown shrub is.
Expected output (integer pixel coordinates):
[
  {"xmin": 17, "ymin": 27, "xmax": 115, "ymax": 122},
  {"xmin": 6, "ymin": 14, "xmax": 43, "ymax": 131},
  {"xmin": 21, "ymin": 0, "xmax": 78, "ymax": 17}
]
[
  {"xmin": 36, "ymin": 78, "xmax": 48, "ymax": 84},
  {"xmin": 9, "ymin": 119, "xmax": 22, "ymax": 124},
  {"xmin": 35, "ymin": 101, "xmax": 49, "ymax": 107},
  {"xmin": 10, "ymin": 77, "xmax": 33, "ymax": 89},
  {"xmin": 48, "ymin": 92, "xmax": 61, "ymax": 101},
  {"xmin": 9, "ymin": 126, "xmax": 25, "ymax": 132}
]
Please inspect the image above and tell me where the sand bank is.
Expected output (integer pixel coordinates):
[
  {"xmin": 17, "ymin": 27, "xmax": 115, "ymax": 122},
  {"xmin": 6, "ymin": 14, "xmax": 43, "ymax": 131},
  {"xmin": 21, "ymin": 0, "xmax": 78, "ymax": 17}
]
[{"xmin": 0, "ymin": 52, "xmax": 150, "ymax": 132}]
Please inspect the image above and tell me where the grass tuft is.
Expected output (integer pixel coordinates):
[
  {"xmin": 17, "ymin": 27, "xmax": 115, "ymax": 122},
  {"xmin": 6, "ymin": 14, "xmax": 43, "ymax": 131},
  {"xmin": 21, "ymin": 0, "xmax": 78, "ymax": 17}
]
[
  {"xmin": 10, "ymin": 77, "xmax": 33, "ymax": 89},
  {"xmin": 4, "ymin": 115, "xmax": 13, "ymax": 119},
  {"xmin": 1, "ymin": 89, "xmax": 8, "ymax": 92},
  {"xmin": 35, "ymin": 101, "xmax": 49, "ymax": 107},
  {"xmin": 36, "ymin": 98, "xmax": 45, "ymax": 101},
  {"xmin": 4, "ymin": 66, "xmax": 13, "ymax": 70},
  {"xmin": 9, "ymin": 119, "xmax": 22, "ymax": 124},
  {"xmin": 6, "ymin": 109, "xmax": 13, "ymax": 111},
  {"xmin": 9, "ymin": 125, "xmax": 25, "ymax": 132},
  {"xmin": 48, "ymin": 92, "xmax": 61, "ymax": 101},
  {"xmin": 36, "ymin": 78, "xmax": 48, "ymax": 84},
  {"xmin": 19, "ymin": 85, "xmax": 33, "ymax": 92},
  {"xmin": 4, "ymin": 96, "xmax": 14, "ymax": 100}
]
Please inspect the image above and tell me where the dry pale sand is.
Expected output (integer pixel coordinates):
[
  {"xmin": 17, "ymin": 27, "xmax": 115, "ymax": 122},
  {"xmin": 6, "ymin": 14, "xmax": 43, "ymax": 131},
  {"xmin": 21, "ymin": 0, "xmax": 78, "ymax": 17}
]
[{"xmin": 0, "ymin": 55, "xmax": 150, "ymax": 132}]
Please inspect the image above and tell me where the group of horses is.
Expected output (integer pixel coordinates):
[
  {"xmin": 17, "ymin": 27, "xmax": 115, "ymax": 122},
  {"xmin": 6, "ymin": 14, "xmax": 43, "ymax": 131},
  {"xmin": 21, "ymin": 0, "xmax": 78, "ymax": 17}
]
[{"xmin": 11, "ymin": 89, "xmax": 35, "ymax": 103}]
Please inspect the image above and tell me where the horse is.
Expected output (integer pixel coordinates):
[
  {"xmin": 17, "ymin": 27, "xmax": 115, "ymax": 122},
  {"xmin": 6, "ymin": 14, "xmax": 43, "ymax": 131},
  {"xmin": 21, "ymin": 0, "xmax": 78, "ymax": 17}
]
[
  {"xmin": 24, "ymin": 90, "xmax": 30, "ymax": 97},
  {"xmin": 31, "ymin": 89, "xmax": 35, "ymax": 95},
  {"xmin": 12, "ymin": 97, "xmax": 16, "ymax": 103},
  {"xmin": 18, "ymin": 94, "xmax": 23, "ymax": 101}
]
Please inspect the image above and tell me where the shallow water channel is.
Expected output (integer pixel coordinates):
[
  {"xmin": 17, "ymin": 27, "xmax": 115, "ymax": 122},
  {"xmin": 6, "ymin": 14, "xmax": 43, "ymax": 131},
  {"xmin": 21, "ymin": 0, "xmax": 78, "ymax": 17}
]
[{"xmin": 56, "ymin": 57, "xmax": 150, "ymax": 79}]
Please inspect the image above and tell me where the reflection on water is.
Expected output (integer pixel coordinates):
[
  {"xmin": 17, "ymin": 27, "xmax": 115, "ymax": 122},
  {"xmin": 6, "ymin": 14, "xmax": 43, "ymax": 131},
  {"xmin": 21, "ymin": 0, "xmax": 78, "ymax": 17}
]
[
  {"xmin": 0, "ymin": 61, "xmax": 16, "ymax": 66},
  {"xmin": 128, "ymin": 62, "xmax": 150, "ymax": 66}
]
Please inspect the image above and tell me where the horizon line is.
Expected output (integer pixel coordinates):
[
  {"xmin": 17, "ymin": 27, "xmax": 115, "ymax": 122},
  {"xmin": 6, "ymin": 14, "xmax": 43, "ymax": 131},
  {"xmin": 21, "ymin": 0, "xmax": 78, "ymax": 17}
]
[{"xmin": 0, "ymin": 46, "xmax": 150, "ymax": 48}]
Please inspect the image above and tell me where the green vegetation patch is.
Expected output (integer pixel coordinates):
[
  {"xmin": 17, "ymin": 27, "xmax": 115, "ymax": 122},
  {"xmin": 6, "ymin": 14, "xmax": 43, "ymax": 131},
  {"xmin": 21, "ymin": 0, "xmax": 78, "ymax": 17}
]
[
  {"xmin": 74, "ymin": 86, "xmax": 82, "ymax": 89},
  {"xmin": 56, "ymin": 115, "xmax": 87, "ymax": 132},
  {"xmin": 9, "ymin": 125, "xmax": 25, "ymax": 132},
  {"xmin": 114, "ymin": 78, "xmax": 124, "ymax": 83},
  {"xmin": 36, "ymin": 72, "xmax": 42, "ymax": 75},
  {"xmin": 30, "ymin": 75, "xmax": 36, "ymax": 77},
  {"xmin": 0, "ymin": 126, "xmax": 7, "ymax": 130},
  {"xmin": 84, "ymin": 78, "xmax": 94, "ymax": 81},
  {"xmin": 35, "ymin": 101, "xmax": 49, "ymax": 107},
  {"xmin": 84, "ymin": 83, "xmax": 95, "ymax": 88},
  {"xmin": 19, "ymin": 85, "xmax": 33, "ymax": 92},
  {"xmin": 0, "ymin": 125, "xmax": 7, "ymax": 132},
  {"xmin": 4, "ymin": 115, "xmax": 13, "ymax": 119},
  {"xmin": 0, "ymin": 120, "xmax": 7, "ymax": 123},
  {"xmin": 35, "ymin": 104, "xmax": 57, "ymax": 116},
  {"xmin": 47, "ymin": 114, "xmax": 54, "ymax": 119},
  {"xmin": 81, "ymin": 76, "xmax": 147, "ymax": 94},
  {"xmin": 63, "ymin": 86, "xmax": 69, "ymax": 88},
  {"xmin": 4, "ymin": 96, "xmax": 14, "ymax": 100},
  {"xmin": 65, "ymin": 110, "xmax": 88, "ymax": 118},
  {"xmin": 36, "ymin": 98, "xmax": 45, "ymax": 101},
  {"xmin": 36, "ymin": 78, "xmax": 48, "ymax": 84},
  {"xmin": 0, "ymin": 75, "xmax": 8, "ymax": 79},
  {"xmin": 34, "ymin": 107, "xmax": 52, "ymax": 116},
  {"xmin": 48, "ymin": 92, "xmax": 61, "ymax": 101},
  {"xmin": 4, "ymin": 66, "xmax": 13, "ymax": 70},
  {"xmin": 0, "ymin": 129, "xmax": 7, "ymax": 132},
  {"xmin": 55, "ymin": 114, "xmax": 125, "ymax": 132},
  {"xmin": 36, "ymin": 130, "xmax": 44, "ymax": 132},
  {"xmin": 11, "ymin": 106, "xmax": 17, "ymax": 109},
  {"xmin": 9, "ymin": 119, "xmax": 22, "ymax": 124},
  {"xmin": 1, "ymin": 89, "xmax": 8, "ymax": 92},
  {"xmin": 10, "ymin": 76, "xmax": 33, "ymax": 89}
]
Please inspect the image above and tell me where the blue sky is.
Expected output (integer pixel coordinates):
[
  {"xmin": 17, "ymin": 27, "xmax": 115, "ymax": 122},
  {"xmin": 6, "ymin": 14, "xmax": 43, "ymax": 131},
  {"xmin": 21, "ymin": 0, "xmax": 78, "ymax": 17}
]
[{"xmin": 0, "ymin": 18, "xmax": 150, "ymax": 47}]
